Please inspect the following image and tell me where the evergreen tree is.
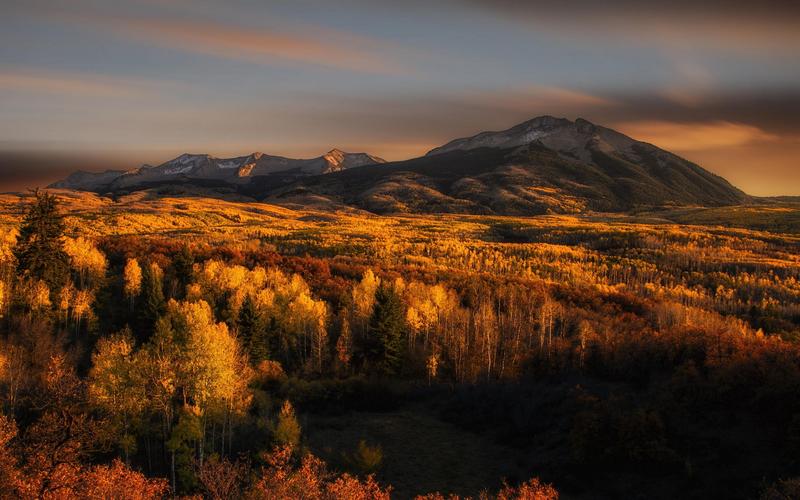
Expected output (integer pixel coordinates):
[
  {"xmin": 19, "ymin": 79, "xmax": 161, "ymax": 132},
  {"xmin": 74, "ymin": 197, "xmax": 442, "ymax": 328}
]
[
  {"xmin": 13, "ymin": 190, "xmax": 70, "ymax": 294},
  {"xmin": 136, "ymin": 262, "xmax": 165, "ymax": 344},
  {"xmin": 366, "ymin": 284, "xmax": 405, "ymax": 376},
  {"xmin": 171, "ymin": 246, "xmax": 194, "ymax": 299},
  {"xmin": 238, "ymin": 295, "xmax": 268, "ymax": 363}
]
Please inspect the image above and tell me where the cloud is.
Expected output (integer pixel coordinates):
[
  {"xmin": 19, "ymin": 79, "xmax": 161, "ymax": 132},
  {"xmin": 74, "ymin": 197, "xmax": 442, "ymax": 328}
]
[
  {"xmin": 459, "ymin": 0, "xmax": 800, "ymax": 54},
  {"xmin": 270, "ymin": 85, "xmax": 800, "ymax": 150},
  {"xmin": 66, "ymin": 13, "xmax": 415, "ymax": 75},
  {"xmin": 598, "ymin": 90, "xmax": 800, "ymax": 136},
  {"xmin": 0, "ymin": 68, "xmax": 166, "ymax": 97},
  {"xmin": 614, "ymin": 121, "xmax": 777, "ymax": 151},
  {"xmin": 0, "ymin": 69, "xmax": 141, "ymax": 97}
]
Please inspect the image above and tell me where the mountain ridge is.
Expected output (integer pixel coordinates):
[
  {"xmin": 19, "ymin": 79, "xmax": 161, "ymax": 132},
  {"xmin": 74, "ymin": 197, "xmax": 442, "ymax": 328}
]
[
  {"xmin": 260, "ymin": 116, "xmax": 749, "ymax": 214},
  {"xmin": 50, "ymin": 116, "xmax": 750, "ymax": 214},
  {"xmin": 50, "ymin": 149, "xmax": 386, "ymax": 191}
]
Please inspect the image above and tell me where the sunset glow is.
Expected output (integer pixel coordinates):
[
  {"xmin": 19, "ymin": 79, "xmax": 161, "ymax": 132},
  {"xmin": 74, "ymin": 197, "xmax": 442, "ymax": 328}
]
[{"xmin": 1, "ymin": 0, "xmax": 798, "ymax": 195}]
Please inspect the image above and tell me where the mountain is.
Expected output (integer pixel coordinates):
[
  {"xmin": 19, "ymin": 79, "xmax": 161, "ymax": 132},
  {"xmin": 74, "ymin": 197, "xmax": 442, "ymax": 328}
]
[
  {"xmin": 51, "ymin": 149, "xmax": 386, "ymax": 191},
  {"xmin": 51, "ymin": 116, "xmax": 749, "ymax": 214},
  {"xmin": 261, "ymin": 116, "xmax": 750, "ymax": 214},
  {"xmin": 50, "ymin": 169, "xmax": 128, "ymax": 191}
]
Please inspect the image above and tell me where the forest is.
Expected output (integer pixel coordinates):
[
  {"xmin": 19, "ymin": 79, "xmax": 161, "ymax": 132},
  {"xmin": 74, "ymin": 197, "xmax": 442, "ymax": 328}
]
[{"xmin": 0, "ymin": 189, "xmax": 799, "ymax": 499}]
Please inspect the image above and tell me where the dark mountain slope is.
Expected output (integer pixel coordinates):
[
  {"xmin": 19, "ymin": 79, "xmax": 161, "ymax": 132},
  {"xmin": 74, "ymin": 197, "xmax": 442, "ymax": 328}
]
[{"xmin": 260, "ymin": 117, "xmax": 749, "ymax": 214}]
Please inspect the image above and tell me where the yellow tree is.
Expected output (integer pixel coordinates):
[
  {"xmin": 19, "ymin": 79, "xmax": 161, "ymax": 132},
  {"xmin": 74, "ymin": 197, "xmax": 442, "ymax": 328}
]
[
  {"xmin": 19, "ymin": 278, "xmax": 51, "ymax": 317},
  {"xmin": 71, "ymin": 288, "xmax": 93, "ymax": 336},
  {"xmin": 123, "ymin": 258, "xmax": 142, "ymax": 310},
  {"xmin": 64, "ymin": 237, "xmax": 108, "ymax": 289},
  {"xmin": 158, "ymin": 299, "xmax": 253, "ymax": 462},
  {"xmin": 0, "ymin": 280, "xmax": 6, "ymax": 318},
  {"xmin": 57, "ymin": 281, "xmax": 74, "ymax": 326},
  {"xmin": 351, "ymin": 269, "xmax": 380, "ymax": 327},
  {"xmin": 136, "ymin": 317, "xmax": 180, "ymax": 468},
  {"xmin": 88, "ymin": 330, "xmax": 146, "ymax": 463},
  {"xmin": 286, "ymin": 293, "xmax": 328, "ymax": 372}
]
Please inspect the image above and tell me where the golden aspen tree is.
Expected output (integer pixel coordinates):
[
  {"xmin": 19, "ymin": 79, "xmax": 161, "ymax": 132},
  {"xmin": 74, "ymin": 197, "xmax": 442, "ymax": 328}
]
[
  {"xmin": 352, "ymin": 269, "xmax": 380, "ymax": 324},
  {"xmin": 123, "ymin": 258, "xmax": 142, "ymax": 310},
  {"xmin": 0, "ymin": 228, "xmax": 16, "ymax": 266},
  {"xmin": 63, "ymin": 237, "xmax": 108, "ymax": 288},
  {"xmin": 137, "ymin": 318, "xmax": 180, "ymax": 462},
  {"xmin": 286, "ymin": 293, "xmax": 327, "ymax": 371},
  {"xmin": 426, "ymin": 351, "xmax": 439, "ymax": 384},
  {"xmin": 71, "ymin": 289, "xmax": 93, "ymax": 335},
  {"xmin": 88, "ymin": 331, "xmax": 146, "ymax": 463},
  {"xmin": 539, "ymin": 295, "xmax": 557, "ymax": 357},
  {"xmin": 173, "ymin": 300, "xmax": 242, "ymax": 412},
  {"xmin": 475, "ymin": 298, "xmax": 499, "ymax": 380},
  {"xmin": 577, "ymin": 320, "xmax": 594, "ymax": 371},
  {"xmin": 20, "ymin": 278, "xmax": 51, "ymax": 316},
  {"xmin": 0, "ymin": 281, "xmax": 6, "ymax": 318},
  {"xmin": 57, "ymin": 281, "xmax": 74, "ymax": 325},
  {"xmin": 163, "ymin": 299, "xmax": 252, "ymax": 462},
  {"xmin": 406, "ymin": 306, "xmax": 423, "ymax": 350}
]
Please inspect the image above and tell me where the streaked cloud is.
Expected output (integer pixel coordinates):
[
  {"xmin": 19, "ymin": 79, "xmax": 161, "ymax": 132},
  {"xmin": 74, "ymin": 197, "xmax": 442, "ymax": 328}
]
[
  {"xmin": 615, "ymin": 121, "xmax": 777, "ymax": 151},
  {"xmin": 0, "ymin": 0, "xmax": 798, "ymax": 195},
  {"xmin": 460, "ymin": 0, "xmax": 800, "ymax": 54},
  {"xmin": 0, "ymin": 67, "xmax": 166, "ymax": 97},
  {"xmin": 67, "ymin": 13, "xmax": 415, "ymax": 75}
]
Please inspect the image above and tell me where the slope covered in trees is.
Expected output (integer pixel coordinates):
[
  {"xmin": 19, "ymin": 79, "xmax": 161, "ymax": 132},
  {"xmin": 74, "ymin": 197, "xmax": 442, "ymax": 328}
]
[{"xmin": 0, "ymin": 190, "xmax": 798, "ymax": 498}]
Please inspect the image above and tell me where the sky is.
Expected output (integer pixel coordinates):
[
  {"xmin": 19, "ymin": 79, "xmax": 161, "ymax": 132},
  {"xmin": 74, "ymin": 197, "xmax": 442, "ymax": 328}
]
[{"xmin": 0, "ymin": 0, "xmax": 798, "ymax": 195}]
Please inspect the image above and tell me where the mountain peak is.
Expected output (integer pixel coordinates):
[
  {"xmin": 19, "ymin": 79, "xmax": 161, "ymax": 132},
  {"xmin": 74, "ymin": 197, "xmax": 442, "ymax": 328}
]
[
  {"xmin": 518, "ymin": 115, "xmax": 571, "ymax": 128},
  {"xmin": 425, "ymin": 116, "xmax": 622, "ymax": 157},
  {"xmin": 323, "ymin": 149, "xmax": 347, "ymax": 164},
  {"xmin": 321, "ymin": 149, "xmax": 386, "ymax": 173},
  {"xmin": 426, "ymin": 116, "xmax": 572, "ymax": 156}
]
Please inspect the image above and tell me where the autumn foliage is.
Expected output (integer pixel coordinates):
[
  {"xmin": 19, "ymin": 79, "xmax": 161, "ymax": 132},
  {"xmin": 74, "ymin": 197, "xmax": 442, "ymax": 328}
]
[{"xmin": 0, "ymin": 191, "xmax": 798, "ymax": 498}]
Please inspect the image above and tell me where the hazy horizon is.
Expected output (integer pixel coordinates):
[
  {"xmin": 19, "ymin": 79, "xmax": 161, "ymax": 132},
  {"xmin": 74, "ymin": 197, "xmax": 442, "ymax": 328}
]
[{"xmin": 2, "ymin": 0, "xmax": 799, "ymax": 195}]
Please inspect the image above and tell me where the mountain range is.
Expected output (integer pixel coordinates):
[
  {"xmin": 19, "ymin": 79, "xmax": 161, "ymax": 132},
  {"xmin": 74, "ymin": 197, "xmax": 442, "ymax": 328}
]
[
  {"xmin": 51, "ymin": 149, "xmax": 385, "ymax": 191},
  {"xmin": 50, "ymin": 116, "xmax": 750, "ymax": 214}
]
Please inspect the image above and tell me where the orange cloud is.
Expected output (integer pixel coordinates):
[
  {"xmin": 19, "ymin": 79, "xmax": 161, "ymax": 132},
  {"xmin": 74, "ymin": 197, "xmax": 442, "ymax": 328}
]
[
  {"xmin": 0, "ymin": 71, "xmax": 132, "ymax": 97},
  {"xmin": 76, "ymin": 15, "xmax": 413, "ymax": 76},
  {"xmin": 615, "ymin": 120, "xmax": 777, "ymax": 151},
  {"xmin": 465, "ymin": 1, "xmax": 800, "ymax": 55},
  {"xmin": 473, "ymin": 86, "xmax": 613, "ymax": 111},
  {"xmin": 0, "ymin": 67, "xmax": 180, "ymax": 97}
]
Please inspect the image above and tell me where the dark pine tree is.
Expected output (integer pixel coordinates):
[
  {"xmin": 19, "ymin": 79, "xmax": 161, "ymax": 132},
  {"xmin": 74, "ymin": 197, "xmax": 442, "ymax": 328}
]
[
  {"xmin": 238, "ymin": 295, "xmax": 268, "ymax": 364},
  {"xmin": 366, "ymin": 284, "xmax": 405, "ymax": 376},
  {"xmin": 171, "ymin": 245, "xmax": 194, "ymax": 299},
  {"xmin": 13, "ymin": 189, "xmax": 70, "ymax": 294},
  {"xmin": 136, "ymin": 262, "xmax": 165, "ymax": 344}
]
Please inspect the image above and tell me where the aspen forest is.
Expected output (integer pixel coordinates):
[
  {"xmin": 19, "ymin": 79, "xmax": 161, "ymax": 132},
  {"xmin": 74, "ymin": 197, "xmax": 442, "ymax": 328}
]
[{"xmin": 0, "ymin": 190, "xmax": 798, "ymax": 499}]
